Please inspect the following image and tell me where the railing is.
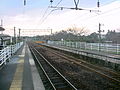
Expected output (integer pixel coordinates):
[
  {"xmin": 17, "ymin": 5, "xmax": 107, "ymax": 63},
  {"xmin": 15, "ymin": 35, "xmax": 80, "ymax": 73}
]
[
  {"xmin": 0, "ymin": 42, "xmax": 23, "ymax": 66},
  {"xmin": 48, "ymin": 41, "xmax": 120, "ymax": 54}
]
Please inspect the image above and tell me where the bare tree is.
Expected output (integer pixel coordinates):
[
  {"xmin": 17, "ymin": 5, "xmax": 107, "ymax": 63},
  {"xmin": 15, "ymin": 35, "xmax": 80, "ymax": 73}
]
[{"xmin": 67, "ymin": 26, "xmax": 87, "ymax": 36}]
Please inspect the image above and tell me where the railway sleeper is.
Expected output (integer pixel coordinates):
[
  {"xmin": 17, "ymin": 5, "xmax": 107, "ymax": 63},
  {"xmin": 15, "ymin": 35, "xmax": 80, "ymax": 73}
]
[
  {"xmin": 44, "ymin": 83, "xmax": 54, "ymax": 90},
  {"xmin": 53, "ymin": 82, "xmax": 68, "ymax": 87},
  {"xmin": 48, "ymin": 73, "xmax": 59, "ymax": 77},
  {"xmin": 51, "ymin": 79, "xmax": 66, "ymax": 83},
  {"xmin": 56, "ymin": 85, "xmax": 70, "ymax": 89},
  {"xmin": 50, "ymin": 76, "xmax": 62, "ymax": 79}
]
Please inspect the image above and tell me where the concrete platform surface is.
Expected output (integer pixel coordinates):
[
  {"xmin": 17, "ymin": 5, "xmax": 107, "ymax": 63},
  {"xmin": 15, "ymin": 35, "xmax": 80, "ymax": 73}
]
[{"xmin": 0, "ymin": 43, "xmax": 45, "ymax": 90}]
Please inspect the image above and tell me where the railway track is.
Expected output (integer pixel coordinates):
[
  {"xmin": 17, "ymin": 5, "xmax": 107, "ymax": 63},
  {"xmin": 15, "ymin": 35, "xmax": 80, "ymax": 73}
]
[
  {"xmin": 38, "ymin": 44, "xmax": 120, "ymax": 85},
  {"xmin": 28, "ymin": 43, "xmax": 77, "ymax": 90}
]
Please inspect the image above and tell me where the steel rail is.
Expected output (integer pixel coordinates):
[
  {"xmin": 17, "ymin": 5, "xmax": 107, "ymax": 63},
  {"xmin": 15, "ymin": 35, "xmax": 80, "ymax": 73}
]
[
  {"xmin": 29, "ymin": 46, "xmax": 56, "ymax": 90},
  {"xmin": 47, "ymin": 47, "xmax": 120, "ymax": 76},
  {"xmin": 39, "ymin": 45, "xmax": 120, "ymax": 84},
  {"xmin": 42, "ymin": 44, "xmax": 120, "ymax": 76},
  {"xmin": 28, "ymin": 44, "xmax": 77, "ymax": 90}
]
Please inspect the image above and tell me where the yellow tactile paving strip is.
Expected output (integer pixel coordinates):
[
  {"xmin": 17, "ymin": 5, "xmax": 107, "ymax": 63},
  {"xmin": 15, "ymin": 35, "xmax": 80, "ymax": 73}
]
[{"xmin": 9, "ymin": 56, "xmax": 24, "ymax": 90}]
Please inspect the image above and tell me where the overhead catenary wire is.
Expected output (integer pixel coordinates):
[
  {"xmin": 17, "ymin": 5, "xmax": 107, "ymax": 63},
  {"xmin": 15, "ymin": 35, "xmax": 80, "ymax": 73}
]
[
  {"xmin": 55, "ymin": 0, "xmax": 63, "ymax": 7},
  {"xmin": 35, "ymin": 6, "xmax": 50, "ymax": 28},
  {"xmin": 64, "ymin": 0, "xmax": 120, "ymax": 25},
  {"xmin": 37, "ymin": 0, "xmax": 100, "ymax": 27},
  {"xmin": 39, "ymin": 9, "xmax": 59, "ymax": 25},
  {"xmin": 34, "ymin": 0, "xmax": 119, "ymax": 31},
  {"xmin": 38, "ymin": 0, "xmax": 63, "ymax": 25},
  {"xmin": 100, "ymin": 0, "xmax": 119, "ymax": 6},
  {"xmin": 53, "ymin": 0, "xmax": 120, "ymax": 31},
  {"xmin": 78, "ymin": 6, "xmax": 120, "ymax": 22}
]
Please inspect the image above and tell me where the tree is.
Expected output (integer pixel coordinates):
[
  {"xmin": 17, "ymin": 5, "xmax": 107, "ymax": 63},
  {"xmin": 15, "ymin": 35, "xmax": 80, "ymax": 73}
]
[
  {"xmin": 67, "ymin": 26, "xmax": 86, "ymax": 36},
  {"xmin": 87, "ymin": 32, "xmax": 99, "ymax": 43}
]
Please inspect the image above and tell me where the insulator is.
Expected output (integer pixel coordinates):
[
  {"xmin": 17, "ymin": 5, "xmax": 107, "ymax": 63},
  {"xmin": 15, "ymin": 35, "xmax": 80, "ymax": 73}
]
[
  {"xmin": 50, "ymin": 0, "xmax": 53, "ymax": 3},
  {"xmin": 97, "ymin": 0, "xmax": 100, "ymax": 7},
  {"xmin": 24, "ymin": 0, "xmax": 26, "ymax": 6}
]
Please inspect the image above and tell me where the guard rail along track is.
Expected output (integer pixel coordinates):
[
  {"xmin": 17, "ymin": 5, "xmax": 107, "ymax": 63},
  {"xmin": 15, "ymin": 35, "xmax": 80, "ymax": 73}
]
[{"xmin": 28, "ymin": 43, "xmax": 77, "ymax": 90}]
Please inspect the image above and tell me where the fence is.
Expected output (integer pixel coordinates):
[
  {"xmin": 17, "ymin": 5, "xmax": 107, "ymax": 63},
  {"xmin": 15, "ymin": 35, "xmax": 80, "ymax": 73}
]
[
  {"xmin": 0, "ymin": 42, "xmax": 23, "ymax": 66},
  {"xmin": 48, "ymin": 41, "xmax": 120, "ymax": 54}
]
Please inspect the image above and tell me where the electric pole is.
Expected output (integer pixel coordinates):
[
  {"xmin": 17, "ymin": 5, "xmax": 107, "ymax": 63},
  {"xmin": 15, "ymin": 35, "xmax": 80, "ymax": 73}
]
[
  {"xmin": 97, "ymin": 0, "xmax": 104, "ymax": 51},
  {"xmin": 14, "ymin": 27, "xmax": 16, "ymax": 44},
  {"xmin": 14, "ymin": 27, "xmax": 16, "ymax": 38},
  {"xmin": 51, "ymin": 29, "xmax": 52, "ymax": 34},
  {"xmin": 98, "ymin": 23, "xmax": 101, "ymax": 51},
  {"xmin": 97, "ymin": 0, "xmax": 101, "ymax": 51},
  {"xmin": 19, "ymin": 28, "xmax": 21, "ymax": 39},
  {"xmin": 1, "ymin": 19, "xmax": 3, "ymax": 26},
  {"xmin": 0, "ymin": 19, "xmax": 5, "ymax": 34}
]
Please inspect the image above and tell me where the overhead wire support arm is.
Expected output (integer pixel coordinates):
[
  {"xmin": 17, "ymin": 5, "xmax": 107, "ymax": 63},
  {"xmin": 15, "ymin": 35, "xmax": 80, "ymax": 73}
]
[
  {"xmin": 74, "ymin": 0, "xmax": 80, "ymax": 10},
  {"xmin": 49, "ymin": 0, "xmax": 99, "ymax": 12},
  {"xmin": 49, "ymin": 6, "xmax": 100, "ymax": 12}
]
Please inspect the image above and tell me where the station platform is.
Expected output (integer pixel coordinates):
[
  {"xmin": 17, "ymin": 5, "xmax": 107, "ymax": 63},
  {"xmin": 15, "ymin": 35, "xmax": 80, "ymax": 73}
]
[
  {"xmin": 0, "ymin": 43, "xmax": 45, "ymax": 90},
  {"xmin": 43, "ymin": 44, "xmax": 120, "ymax": 64}
]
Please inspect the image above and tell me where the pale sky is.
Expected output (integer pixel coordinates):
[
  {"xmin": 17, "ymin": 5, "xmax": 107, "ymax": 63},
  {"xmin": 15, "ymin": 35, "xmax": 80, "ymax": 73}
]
[{"xmin": 0, "ymin": 0, "xmax": 120, "ymax": 36}]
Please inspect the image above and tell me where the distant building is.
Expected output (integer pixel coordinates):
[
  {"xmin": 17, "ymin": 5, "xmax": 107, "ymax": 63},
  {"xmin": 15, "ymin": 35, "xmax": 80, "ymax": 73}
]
[{"xmin": 105, "ymin": 30, "xmax": 120, "ymax": 44}]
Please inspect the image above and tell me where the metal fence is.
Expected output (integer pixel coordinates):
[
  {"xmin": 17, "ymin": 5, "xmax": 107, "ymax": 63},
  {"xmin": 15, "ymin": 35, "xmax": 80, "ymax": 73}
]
[
  {"xmin": 48, "ymin": 41, "xmax": 120, "ymax": 54},
  {"xmin": 0, "ymin": 42, "xmax": 23, "ymax": 66}
]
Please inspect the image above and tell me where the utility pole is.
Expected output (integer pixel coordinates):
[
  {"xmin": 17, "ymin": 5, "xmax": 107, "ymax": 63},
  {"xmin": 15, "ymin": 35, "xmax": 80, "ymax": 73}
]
[
  {"xmin": 97, "ymin": 0, "xmax": 101, "ymax": 51},
  {"xmin": 51, "ymin": 29, "xmax": 52, "ymax": 34},
  {"xmin": 0, "ymin": 19, "xmax": 5, "ymax": 34},
  {"xmin": 19, "ymin": 28, "xmax": 21, "ymax": 39},
  {"xmin": 98, "ymin": 23, "xmax": 101, "ymax": 51},
  {"xmin": 14, "ymin": 27, "xmax": 16, "ymax": 44},
  {"xmin": 50, "ymin": 29, "xmax": 52, "ymax": 41},
  {"xmin": 18, "ymin": 28, "xmax": 21, "ymax": 43},
  {"xmin": 1, "ymin": 19, "xmax": 3, "ymax": 26},
  {"xmin": 98, "ymin": 23, "xmax": 104, "ymax": 51},
  {"xmin": 14, "ymin": 27, "xmax": 16, "ymax": 38},
  {"xmin": 97, "ymin": 0, "xmax": 104, "ymax": 51}
]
